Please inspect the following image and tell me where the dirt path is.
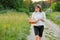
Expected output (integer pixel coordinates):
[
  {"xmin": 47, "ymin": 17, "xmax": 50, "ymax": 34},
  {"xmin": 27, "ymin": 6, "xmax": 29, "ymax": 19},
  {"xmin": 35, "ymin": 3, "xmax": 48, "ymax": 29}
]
[{"xmin": 27, "ymin": 19, "xmax": 60, "ymax": 40}]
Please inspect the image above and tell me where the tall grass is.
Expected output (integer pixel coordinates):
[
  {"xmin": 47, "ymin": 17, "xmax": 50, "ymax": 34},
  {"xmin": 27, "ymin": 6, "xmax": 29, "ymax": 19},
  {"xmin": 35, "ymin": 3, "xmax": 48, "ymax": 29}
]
[{"xmin": 0, "ymin": 11, "xmax": 30, "ymax": 40}]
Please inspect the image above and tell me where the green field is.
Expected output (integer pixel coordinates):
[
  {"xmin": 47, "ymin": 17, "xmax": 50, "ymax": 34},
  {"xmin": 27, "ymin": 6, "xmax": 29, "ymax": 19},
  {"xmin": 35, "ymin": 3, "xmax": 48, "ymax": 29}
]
[
  {"xmin": 47, "ymin": 12, "xmax": 60, "ymax": 25},
  {"xmin": 0, "ymin": 11, "xmax": 30, "ymax": 40}
]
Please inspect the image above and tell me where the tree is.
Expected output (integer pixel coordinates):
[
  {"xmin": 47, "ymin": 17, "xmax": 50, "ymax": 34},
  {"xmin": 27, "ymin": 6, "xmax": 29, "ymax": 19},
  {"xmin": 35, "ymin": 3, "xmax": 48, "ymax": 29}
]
[
  {"xmin": 0, "ymin": 0, "xmax": 23, "ymax": 9},
  {"xmin": 23, "ymin": 0, "xmax": 32, "ymax": 9},
  {"xmin": 51, "ymin": 2, "xmax": 60, "ymax": 12},
  {"xmin": 55, "ymin": 0, "xmax": 60, "ymax": 2}
]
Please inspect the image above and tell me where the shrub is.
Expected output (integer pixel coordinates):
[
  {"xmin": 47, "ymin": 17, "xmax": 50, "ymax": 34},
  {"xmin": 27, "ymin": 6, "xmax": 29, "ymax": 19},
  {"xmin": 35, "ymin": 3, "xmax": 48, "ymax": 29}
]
[
  {"xmin": 16, "ymin": 8, "xmax": 30, "ymax": 16},
  {"xmin": 50, "ymin": 2, "xmax": 60, "ymax": 12},
  {"xmin": 46, "ymin": 12, "xmax": 60, "ymax": 25},
  {"xmin": 0, "ymin": 4, "xmax": 4, "ymax": 10}
]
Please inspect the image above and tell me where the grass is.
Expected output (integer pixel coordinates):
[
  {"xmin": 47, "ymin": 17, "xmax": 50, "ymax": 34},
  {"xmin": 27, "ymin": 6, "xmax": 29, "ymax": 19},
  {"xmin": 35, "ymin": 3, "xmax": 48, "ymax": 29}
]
[
  {"xmin": 0, "ymin": 11, "xmax": 30, "ymax": 40},
  {"xmin": 46, "ymin": 12, "xmax": 60, "ymax": 25}
]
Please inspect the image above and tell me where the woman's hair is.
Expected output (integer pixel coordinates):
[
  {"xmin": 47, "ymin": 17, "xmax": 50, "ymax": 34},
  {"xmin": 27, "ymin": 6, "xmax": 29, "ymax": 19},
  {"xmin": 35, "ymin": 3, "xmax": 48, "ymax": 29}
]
[{"xmin": 35, "ymin": 4, "xmax": 42, "ymax": 12}]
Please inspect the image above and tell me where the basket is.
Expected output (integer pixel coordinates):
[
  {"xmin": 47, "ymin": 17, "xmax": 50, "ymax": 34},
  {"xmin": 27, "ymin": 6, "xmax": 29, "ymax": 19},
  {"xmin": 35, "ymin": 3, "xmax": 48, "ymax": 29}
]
[{"xmin": 29, "ymin": 19, "xmax": 37, "ymax": 24}]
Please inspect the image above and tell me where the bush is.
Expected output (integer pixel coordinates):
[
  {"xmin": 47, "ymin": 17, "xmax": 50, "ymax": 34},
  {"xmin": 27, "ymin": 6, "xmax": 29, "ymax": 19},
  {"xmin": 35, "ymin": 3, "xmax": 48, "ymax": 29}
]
[
  {"xmin": 24, "ymin": 9, "xmax": 30, "ymax": 16},
  {"xmin": 50, "ymin": 2, "xmax": 60, "ymax": 12},
  {"xmin": 16, "ymin": 8, "xmax": 24, "ymax": 12},
  {"xmin": 46, "ymin": 12, "xmax": 60, "ymax": 25},
  {"xmin": 16, "ymin": 8, "xmax": 30, "ymax": 16},
  {"xmin": 0, "ymin": 4, "xmax": 4, "ymax": 10}
]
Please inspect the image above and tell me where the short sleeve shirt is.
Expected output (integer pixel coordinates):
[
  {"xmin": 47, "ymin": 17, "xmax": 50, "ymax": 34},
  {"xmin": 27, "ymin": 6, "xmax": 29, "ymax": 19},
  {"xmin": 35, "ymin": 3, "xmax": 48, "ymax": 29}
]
[{"xmin": 31, "ymin": 12, "xmax": 46, "ymax": 26}]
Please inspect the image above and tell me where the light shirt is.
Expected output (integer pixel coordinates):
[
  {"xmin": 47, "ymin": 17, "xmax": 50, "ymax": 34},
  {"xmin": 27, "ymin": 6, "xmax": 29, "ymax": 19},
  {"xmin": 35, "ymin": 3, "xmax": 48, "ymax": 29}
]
[{"xmin": 31, "ymin": 12, "xmax": 46, "ymax": 26}]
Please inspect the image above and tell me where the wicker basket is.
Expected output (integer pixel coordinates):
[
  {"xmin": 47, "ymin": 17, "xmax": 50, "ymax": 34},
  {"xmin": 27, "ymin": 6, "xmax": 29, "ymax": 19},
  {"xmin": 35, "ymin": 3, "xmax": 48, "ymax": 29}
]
[{"xmin": 29, "ymin": 19, "xmax": 37, "ymax": 24}]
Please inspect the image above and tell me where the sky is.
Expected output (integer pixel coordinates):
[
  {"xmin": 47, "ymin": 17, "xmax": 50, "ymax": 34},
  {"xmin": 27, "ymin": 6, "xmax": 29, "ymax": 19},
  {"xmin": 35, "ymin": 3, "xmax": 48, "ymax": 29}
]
[{"xmin": 32, "ymin": 0, "xmax": 47, "ymax": 2}]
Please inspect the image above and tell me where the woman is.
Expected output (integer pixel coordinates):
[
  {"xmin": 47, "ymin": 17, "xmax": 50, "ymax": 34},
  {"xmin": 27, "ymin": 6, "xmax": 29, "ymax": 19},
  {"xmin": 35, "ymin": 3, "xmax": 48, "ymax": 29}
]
[{"xmin": 28, "ymin": 4, "xmax": 46, "ymax": 40}]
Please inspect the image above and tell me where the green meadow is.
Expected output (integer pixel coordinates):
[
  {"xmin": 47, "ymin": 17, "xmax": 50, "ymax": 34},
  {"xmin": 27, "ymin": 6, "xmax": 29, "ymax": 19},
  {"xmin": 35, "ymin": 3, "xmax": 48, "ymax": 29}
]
[{"xmin": 0, "ymin": 11, "xmax": 30, "ymax": 40}]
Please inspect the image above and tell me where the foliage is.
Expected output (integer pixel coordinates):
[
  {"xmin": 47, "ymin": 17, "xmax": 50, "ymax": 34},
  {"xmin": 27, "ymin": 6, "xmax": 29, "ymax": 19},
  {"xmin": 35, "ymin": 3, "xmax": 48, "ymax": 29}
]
[
  {"xmin": 50, "ymin": 2, "xmax": 60, "ymax": 12},
  {"xmin": 0, "ymin": 4, "xmax": 4, "ymax": 10},
  {"xmin": 16, "ymin": 8, "xmax": 30, "ymax": 16},
  {"xmin": 0, "ymin": 0, "xmax": 31, "ymax": 9},
  {"xmin": 0, "ymin": 0, "xmax": 23, "ymax": 9},
  {"xmin": 0, "ymin": 0, "xmax": 32, "ymax": 16}
]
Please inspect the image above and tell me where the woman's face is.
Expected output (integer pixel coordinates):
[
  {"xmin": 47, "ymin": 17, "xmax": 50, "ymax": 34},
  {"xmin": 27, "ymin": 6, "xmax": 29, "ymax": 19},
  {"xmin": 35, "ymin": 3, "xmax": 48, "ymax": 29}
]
[{"xmin": 35, "ymin": 6, "xmax": 40, "ymax": 12}]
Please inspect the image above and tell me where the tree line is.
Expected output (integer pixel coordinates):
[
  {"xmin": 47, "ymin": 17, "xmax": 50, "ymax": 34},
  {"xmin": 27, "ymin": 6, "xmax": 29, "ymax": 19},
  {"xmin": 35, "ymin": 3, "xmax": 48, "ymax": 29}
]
[
  {"xmin": 0, "ymin": 0, "xmax": 60, "ymax": 12},
  {"xmin": 0, "ymin": 0, "xmax": 31, "ymax": 10}
]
